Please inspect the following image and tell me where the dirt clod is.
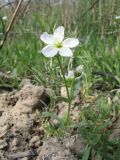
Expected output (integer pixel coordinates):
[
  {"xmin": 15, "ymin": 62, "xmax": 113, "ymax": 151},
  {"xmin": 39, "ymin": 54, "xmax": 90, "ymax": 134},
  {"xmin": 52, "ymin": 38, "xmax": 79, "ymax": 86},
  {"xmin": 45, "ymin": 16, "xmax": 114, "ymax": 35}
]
[
  {"xmin": 37, "ymin": 138, "xmax": 75, "ymax": 160},
  {"xmin": 0, "ymin": 83, "xmax": 50, "ymax": 159}
]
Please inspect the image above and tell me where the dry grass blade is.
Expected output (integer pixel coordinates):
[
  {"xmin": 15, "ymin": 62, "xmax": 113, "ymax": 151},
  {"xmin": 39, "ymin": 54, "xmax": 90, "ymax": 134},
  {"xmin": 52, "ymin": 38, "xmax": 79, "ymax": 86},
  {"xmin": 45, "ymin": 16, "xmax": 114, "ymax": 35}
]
[{"xmin": 0, "ymin": 0, "xmax": 24, "ymax": 49}]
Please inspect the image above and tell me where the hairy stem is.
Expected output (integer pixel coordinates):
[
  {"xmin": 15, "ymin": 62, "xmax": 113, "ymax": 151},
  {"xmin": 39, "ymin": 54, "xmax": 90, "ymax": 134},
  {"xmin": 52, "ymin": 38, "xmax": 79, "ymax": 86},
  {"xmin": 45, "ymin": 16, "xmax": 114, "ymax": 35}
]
[{"xmin": 57, "ymin": 56, "xmax": 71, "ymax": 121}]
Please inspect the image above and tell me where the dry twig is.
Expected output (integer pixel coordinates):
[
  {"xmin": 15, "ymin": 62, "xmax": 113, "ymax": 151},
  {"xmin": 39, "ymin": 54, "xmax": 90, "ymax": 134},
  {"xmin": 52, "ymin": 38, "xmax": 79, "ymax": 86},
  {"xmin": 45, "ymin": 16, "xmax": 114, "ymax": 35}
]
[
  {"xmin": 0, "ymin": 17, "xmax": 5, "ymax": 36},
  {"xmin": 81, "ymin": 0, "xmax": 100, "ymax": 18},
  {"xmin": 0, "ymin": 0, "xmax": 24, "ymax": 49}
]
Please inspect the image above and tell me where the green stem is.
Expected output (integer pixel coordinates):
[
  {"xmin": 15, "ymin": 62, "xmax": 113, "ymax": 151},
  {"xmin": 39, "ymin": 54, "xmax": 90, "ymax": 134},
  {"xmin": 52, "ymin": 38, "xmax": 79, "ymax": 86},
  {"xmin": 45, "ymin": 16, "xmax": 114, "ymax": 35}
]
[{"xmin": 57, "ymin": 56, "xmax": 71, "ymax": 121}]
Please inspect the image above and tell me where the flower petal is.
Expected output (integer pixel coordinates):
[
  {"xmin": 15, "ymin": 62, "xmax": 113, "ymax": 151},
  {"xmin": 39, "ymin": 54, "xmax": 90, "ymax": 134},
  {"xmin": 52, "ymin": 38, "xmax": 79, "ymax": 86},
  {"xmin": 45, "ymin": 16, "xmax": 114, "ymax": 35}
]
[
  {"xmin": 54, "ymin": 26, "xmax": 65, "ymax": 42},
  {"xmin": 63, "ymin": 38, "xmax": 79, "ymax": 48},
  {"xmin": 76, "ymin": 65, "xmax": 84, "ymax": 73},
  {"xmin": 67, "ymin": 70, "xmax": 75, "ymax": 78},
  {"xmin": 40, "ymin": 32, "xmax": 54, "ymax": 44},
  {"xmin": 59, "ymin": 47, "xmax": 73, "ymax": 57},
  {"xmin": 41, "ymin": 45, "xmax": 58, "ymax": 57}
]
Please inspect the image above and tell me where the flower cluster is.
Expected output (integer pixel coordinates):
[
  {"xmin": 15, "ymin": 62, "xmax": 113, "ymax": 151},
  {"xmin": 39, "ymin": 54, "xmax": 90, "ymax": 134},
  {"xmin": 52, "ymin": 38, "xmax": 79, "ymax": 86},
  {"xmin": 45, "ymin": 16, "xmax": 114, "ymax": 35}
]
[{"xmin": 66, "ymin": 65, "xmax": 84, "ymax": 80}]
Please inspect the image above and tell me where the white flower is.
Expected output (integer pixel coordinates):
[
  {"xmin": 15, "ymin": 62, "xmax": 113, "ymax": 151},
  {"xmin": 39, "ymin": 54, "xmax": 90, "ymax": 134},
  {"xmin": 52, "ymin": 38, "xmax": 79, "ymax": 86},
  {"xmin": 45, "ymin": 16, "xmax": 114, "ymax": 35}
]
[
  {"xmin": 2, "ymin": 16, "xmax": 7, "ymax": 21},
  {"xmin": 115, "ymin": 15, "xmax": 120, "ymax": 20},
  {"xmin": 40, "ymin": 26, "xmax": 79, "ymax": 57},
  {"xmin": 76, "ymin": 65, "xmax": 84, "ymax": 73},
  {"xmin": 66, "ymin": 70, "xmax": 75, "ymax": 79}
]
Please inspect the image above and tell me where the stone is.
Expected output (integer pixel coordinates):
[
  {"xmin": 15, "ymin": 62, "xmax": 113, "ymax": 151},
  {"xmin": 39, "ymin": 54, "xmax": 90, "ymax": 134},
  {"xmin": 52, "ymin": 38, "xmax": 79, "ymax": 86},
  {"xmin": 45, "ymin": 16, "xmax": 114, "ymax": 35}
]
[
  {"xmin": 16, "ymin": 84, "xmax": 50, "ymax": 109},
  {"xmin": 0, "ymin": 125, "xmax": 8, "ymax": 138},
  {"xmin": 20, "ymin": 157, "xmax": 28, "ymax": 160},
  {"xmin": 30, "ymin": 136, "xmax": 40, "ymax": 144},
  {"xmin": 11, "ymin": 138, "xmax": 19, "ymax": 147},
  {"xmin": 61, "ymin": 86, "xmax": 68, "ymax": 98},
  {"xmin": 0, "ymin": 139, "xmax": 7, "ymax": 149}
]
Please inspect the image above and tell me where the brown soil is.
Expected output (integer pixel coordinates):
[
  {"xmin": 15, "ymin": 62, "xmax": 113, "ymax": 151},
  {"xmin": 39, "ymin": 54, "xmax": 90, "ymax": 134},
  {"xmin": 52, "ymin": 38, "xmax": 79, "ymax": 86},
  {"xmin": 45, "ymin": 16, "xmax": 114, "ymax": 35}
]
[{"xmin": 0, "ymin": 80, "xmax": 84, "ymax": 160}]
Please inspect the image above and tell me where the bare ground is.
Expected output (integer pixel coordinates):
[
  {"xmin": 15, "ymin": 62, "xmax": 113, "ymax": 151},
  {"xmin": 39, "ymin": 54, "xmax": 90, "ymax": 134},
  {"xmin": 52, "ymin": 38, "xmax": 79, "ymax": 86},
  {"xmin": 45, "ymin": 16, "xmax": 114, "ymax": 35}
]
[{"xmin": 0, "ymin": 80, "xmax": 85, "ymax": 160}]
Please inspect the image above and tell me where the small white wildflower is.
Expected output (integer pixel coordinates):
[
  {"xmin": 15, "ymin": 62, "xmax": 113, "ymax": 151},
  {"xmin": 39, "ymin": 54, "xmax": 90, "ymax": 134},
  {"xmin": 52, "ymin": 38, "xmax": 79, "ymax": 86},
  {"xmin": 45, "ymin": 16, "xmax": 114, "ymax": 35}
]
[
  {"xmin": 2, "ymin": 16, "xmax": 7, "ymax": 21},
  {"xmin": 76, "ymin": 65, "xmax": 84, "ymax": 73},
  {"xmin": 115, "ymin": 15, "xmax": 120, "ymax": 20},
  {"xmin": 40, "ymin": 26, "xmax": 79, "ymax": 57},
  {"xmin": 66, "ymin": 70, "xmax": 75, "ymax": 79},
  {"xmin": 75, "ymin": 65, "xmax": 84, "ymax": 81}
]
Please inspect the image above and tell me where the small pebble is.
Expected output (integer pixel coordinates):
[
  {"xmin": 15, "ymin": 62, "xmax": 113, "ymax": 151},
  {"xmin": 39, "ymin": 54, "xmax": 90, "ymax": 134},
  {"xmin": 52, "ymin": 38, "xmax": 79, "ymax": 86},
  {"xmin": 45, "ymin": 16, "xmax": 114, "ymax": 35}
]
[
  {"xmin": 30, "ymin": 136, "xmax": 40, "ymax": 144},
  {"xmin": 0, "ymin": 139, "xmax": 7, "ymax": 149},
  {"xmin": 11, "ymin": 138, "xmax": 19, "ymax": 147},
  {"xmin": 20, "ymin": 157, "xmax": 28, "ymax": 160}
]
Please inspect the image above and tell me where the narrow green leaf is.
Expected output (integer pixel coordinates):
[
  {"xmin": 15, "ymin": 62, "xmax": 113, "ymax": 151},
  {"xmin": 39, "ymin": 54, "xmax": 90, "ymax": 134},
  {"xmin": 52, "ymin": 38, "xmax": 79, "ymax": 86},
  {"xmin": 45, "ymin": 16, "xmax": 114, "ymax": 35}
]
[{"xmin": 82, "ymin": 145, "xmax": 91, "ymax": 160}]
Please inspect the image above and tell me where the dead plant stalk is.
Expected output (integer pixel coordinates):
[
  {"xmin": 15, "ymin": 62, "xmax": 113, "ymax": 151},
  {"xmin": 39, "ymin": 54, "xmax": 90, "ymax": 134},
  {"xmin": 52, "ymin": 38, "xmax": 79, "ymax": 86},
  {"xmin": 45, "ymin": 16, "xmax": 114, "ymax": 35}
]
[{"xmin": 0, "ymin": 0, "xmax": 24, "ymax": 49}]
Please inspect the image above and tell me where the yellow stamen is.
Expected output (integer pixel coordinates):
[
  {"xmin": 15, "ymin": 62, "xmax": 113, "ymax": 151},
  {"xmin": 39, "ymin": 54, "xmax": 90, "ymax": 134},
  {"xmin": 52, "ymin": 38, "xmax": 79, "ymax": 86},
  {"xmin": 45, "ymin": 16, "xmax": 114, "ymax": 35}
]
[{"xmin": 54, "ymin": 41, "xmax": 63, "ymax": 48}]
